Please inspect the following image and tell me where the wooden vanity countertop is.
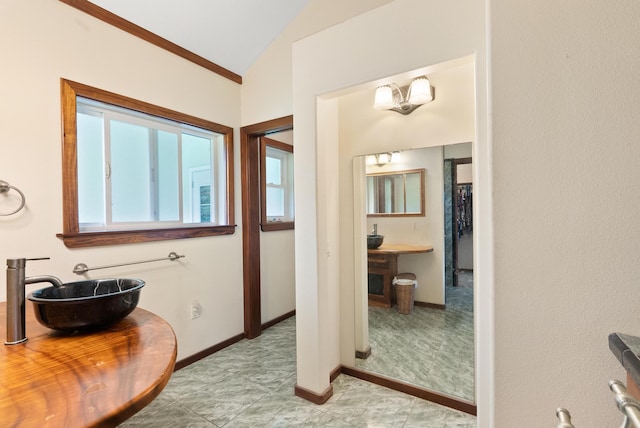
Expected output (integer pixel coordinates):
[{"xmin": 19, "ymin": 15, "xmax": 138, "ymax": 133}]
[
  {"xmin": 0, "ymin": 302, "xmax": 176, "ymax": 428},
  {"xmin": 367, "ymin": 244, "xmax": 434, "ymax": 255}
]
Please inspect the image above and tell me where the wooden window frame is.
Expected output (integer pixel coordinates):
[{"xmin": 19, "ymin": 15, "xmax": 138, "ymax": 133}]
[
  {"xmin": 260, "ymin": 137, "xmax": 294, "ymax": 232},
  {"xmin": 57, "ymin": 78, "xmax": 236, "ymax": 248}
]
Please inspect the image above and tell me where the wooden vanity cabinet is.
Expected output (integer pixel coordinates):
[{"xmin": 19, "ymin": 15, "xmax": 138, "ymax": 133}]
[
  {"xmin": 367, "ymin": 245, "xmax": 434, "ymax": 308},
  {"xmin": 367, "ymin": 252, "xmax": 398, "ymax": 308}
]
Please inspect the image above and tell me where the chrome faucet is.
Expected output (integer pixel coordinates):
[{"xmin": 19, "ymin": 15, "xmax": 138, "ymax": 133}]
[
  {"xmin": 371, "ymin": 224, "xmax": 378, "ymax": 235},
  {"xmin": 5, "ymin": 258, "xmax": 63, "ymax": 345}
]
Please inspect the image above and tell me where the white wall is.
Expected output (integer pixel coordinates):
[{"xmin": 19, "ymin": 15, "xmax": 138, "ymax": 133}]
[
  {"xmin": 339, "ymin": 60, "xmax": 476, "ymax": 306},
  {"xmin": 241, "ymin": 0, "xmax": 394, "ymax": 125},
  {"xmin": 259, "ymin": 131, "xmax": 296, "ymax": 323},
  {"xmin": 0, "ymin": 0, "xmax": 243, "ymax": 360},
  {"xmin": 259, "ymin": 229, "xmax": 295, "ymax": 323},
  {"xmin": 9, "ymin": 0, "xmax": 636, "ymax": 425},
  {"xmin": 0, "ymin": 0, "xmax": 406, "ymax": 375},
  {"xmin": 491, "ymin": 0, "xmax": 640, "ymax": 425},
  {"xmin": 444, "ymin": 143, "xmax": 473, "ymax": 160},
  {"xmin": 292, "ymin": 0, "xmax": 640, "ymax": 426},
  {"xmin": 242, "ymin": 1, "xmax": 396, "ymax": 326},
  {"xmin": 292, "ymin": 0, "xmax": 490, "ymax": 421}
]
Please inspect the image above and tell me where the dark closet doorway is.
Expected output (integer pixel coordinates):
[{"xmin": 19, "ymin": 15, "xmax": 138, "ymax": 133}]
[
  {"xmin": 452, "ymin": 157, "xmax": 472, "ymax": 286},
  {"xmin": 240, "ymin": 116, "xmax": 293, "ymax": 339}
]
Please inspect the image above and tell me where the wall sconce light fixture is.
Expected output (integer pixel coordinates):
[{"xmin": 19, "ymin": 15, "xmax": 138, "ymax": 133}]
[
  {"xmin": 373, "ymin": 76, "xmax": 434, "ymax": 115},
  {"xmin": 374, "ymin": 152, "xmax": 393, "ymax": 166}
]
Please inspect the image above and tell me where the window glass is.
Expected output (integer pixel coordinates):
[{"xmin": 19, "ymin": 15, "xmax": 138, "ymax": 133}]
[
  {"xmin": 260, "ymin": 136, "xmax": 294, "ymax": 231},
  {"xmin": 75, "ymin": 97, "xmax": 226, "ymax": 231},
  {"xmin": 110, "ymin": 120, "xmax": 152, "ymax": 223},
  {"xmin": 265, "ymin": 145, "xmax": 293, "ymax": 222},
  {"xmin": 266, "ymin": 187, "xmax": 285, "ymax": 217},
  {"xmin": 182, "ymin": 133, "xmax": 214, "ymax": 224},
  {"xmin": 76, "ymin": 110, "xmax": 105, "ymax": 226},
  {"xmin": 157, "ymin": 130, "xmax": 180, "ymax": 221},
  {"xmin": 266, "ymin": 156, "xmax": 282, "ymax": 185},
  {"xmin": 59, "ymin": 79, "xmax": 235, "ymax": 248}
]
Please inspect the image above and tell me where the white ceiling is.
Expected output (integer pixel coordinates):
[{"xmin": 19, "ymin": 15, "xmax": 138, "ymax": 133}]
[{"xmin": 89, "ymin": 0, "xmax": 311, "ymax": 76}]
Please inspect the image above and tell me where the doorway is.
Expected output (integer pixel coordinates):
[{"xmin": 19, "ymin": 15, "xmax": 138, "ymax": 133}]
[
  {"xmin": 240, "ymin": 115, "xmax": 293, "ymax": 339},
  {"xmin": 445, "ymin": 157, "xmax": 473, "ymax": 288}
]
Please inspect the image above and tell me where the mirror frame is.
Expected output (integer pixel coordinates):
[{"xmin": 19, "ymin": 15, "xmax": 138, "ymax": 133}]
[{"xmin": 366, "ymin": 168, "xmax": 425, "ymax": 217}]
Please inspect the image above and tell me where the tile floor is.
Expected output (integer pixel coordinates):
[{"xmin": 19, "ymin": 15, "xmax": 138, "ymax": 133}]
[
  {"xmin": 121, "ymin": 304, "xmax": 476, "ymax": 427},
  {"xmin": 356, "ymin": 271, "xmax": 474, "ymax": 401}
]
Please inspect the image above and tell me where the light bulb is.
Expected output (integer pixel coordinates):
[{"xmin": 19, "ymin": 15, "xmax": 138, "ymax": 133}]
[
  {"xmin": 408, "ymin": 77, "xmax": 433, "ymax": 105},
  {"xmin": 373, "ymin": 85, "xmax": 394, "ymax": 110}
]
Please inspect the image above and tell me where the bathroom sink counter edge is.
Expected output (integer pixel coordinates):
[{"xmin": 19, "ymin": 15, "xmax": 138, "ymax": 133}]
[
  {"xmin": 367, "ymin": 243, "xmax": 434, "ymax": 255},
  {"xmin": 0, "ymin": 302, "xmax": 177, "ymax": 427}
]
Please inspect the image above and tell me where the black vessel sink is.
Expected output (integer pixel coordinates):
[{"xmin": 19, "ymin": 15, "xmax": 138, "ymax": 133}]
[
  {"xmin": 367, "ymin": 234, "xmax": 384, "ymax": 249},
  {"xmin": 27, "ymin": 278, "xmax": 145, "ymax": 332}
]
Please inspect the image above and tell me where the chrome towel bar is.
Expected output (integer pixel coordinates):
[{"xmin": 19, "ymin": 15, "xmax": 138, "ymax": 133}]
[{"xmin": 73, "ymin": 252, "xmax": 185, "ymax": 275}]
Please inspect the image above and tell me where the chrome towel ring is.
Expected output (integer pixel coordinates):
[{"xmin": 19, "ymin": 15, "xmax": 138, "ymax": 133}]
[{"xmin": 0, "ymin": 180, "xmax": 26, "ymax": 216}]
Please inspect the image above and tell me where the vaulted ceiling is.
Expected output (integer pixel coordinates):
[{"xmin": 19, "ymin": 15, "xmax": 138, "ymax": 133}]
[{"xmin": 85, "ymin": 0, "xmax": 311, "ymax": 78}]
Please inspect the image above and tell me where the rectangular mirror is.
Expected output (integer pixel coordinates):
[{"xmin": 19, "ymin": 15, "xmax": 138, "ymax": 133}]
[{"xmin": 366, "ymin": 168, "xmax": 425, "ymax": 216}]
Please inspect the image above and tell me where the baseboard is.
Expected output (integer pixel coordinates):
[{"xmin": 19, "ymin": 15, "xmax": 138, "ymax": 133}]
[
  {"xmin": 261, "ymin": 309, "xmax": 295, "ymax": 330},
  {"xmin": 174, "ymin": 310, "xmax": 296, "ymax": 371},
  {"xmin": 294, "ymin": 383, "xmax": 333, "ymax": 405},
  {"xmin": 340, "ymin": 365, "xmax": 476, "ymax": 416},
  {"xmin": 330, "ymin": 365, "xmax": 341, "ymax": 383},
  {"xmin": 355, "ymin": 346, "xmax": 372, "ymax": 360},
  {"xmin": 174, "ymin": 332, "xmax": 245, "ymax": 371},
  {"xmin": 414, "ymin": 300, "xmax": 446, "ymax": 310}
]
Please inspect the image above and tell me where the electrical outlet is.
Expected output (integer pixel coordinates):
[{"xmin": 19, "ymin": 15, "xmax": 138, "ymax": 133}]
[{"xmin": 190, "ymin": 300, "xmax": 201, "ymax": 320}]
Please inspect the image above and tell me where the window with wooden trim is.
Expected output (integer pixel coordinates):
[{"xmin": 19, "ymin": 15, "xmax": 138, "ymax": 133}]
[
  {"xmin": 260, "ymin": 136, "xmax": 294, "ymax": 231},
  {"xmin": 57, "ymin": 79, "xmax": 235, "ymax": 248}
]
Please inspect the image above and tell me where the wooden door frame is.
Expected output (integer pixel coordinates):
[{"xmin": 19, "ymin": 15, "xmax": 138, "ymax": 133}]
[{"xmin": 240, "ymin": 115, "xmax": 293, "ymax": 339}]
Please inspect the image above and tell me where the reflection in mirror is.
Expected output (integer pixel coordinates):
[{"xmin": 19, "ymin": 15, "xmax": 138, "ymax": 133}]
[
  {"xmin": 366, "ymin": 169, "xmax": 425, "ymax": 216},
  {"xmin": 353, "ymin": 144, "xmax": 475, "ymax": 403}
]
